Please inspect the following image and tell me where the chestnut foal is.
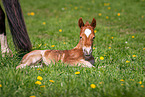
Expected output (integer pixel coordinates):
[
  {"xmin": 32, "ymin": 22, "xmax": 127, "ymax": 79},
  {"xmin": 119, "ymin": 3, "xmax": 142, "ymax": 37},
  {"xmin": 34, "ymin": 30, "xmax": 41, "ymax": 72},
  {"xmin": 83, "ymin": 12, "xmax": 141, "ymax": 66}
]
[{"xmin": 16, "ymin": 18, "xmax": 96, "ymax": 69}]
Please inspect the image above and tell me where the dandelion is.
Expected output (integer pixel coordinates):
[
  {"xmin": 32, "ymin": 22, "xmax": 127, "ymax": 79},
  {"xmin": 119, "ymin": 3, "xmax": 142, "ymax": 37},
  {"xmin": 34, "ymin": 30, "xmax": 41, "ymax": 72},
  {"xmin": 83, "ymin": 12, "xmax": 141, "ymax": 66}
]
[
  {"xmin": 126, "ymin": 60, "xmax": 130, "ymax": 63},
  {"xmin": 37, "ymin": 68, "xmax": 42, "ymax": 71},
  {"xmin": 99, "ymin": 82, "xmax": 103, "ymax": 84},
  {"xmin": 90, "ymin": 84, "xmax": 96, "ymax": 88},
  {"xmin": 132, "ymin": 55, "xmax": 137, "ymax": 57},
  {"xmin": 30, "ymin": 96, "xmax": 36, "ymax": 97},
  {"xmin": 49, "ymin": 80, "xmax": 55, "ymax": 83},
  {"xmin": 27, "ymin": 13, "xmax": 31, "ymax": 16},
  {"xmin": 51, "ymin": 45, "xmax": 55, "ymax": 47},
  {"xmin": 141, "ymin": 85, "xmax": 144, "ymax": 88},
  {"xmin": 117, "ymin": 13, "xmax": 120, "ymax": 16},
  {"xmin": 143, "ymin": 48, "xmax": 145, "ymax": 50},
  {"xmin": 35, "ymin": 81, "xmax": 41, "ymax": 85},
  {"xmin": 40, "ymin": 85, "xmax": 45, "ymax": 87},
  {"xmin": 93, "ymin": 47, "xmax": 96, "ymax": 49},
  {"xmin": 130, "ymin": 79, "xmax": 134, "ymax": 81},
  {"xmin": 37, "ymin": 76, "xmax": 43, "ymax": 80},
  {"xmin": 138, "ymin": 81, "xmax": 142, "ymax": 84},
  {"xmin": 109, "ymin": 47, "xmax": 111, "ymax": 49},
  {"xmin": 141, "ymin": 15, "xmax": 144, "ymax": 18},
  {"xmin": 111, "ymin": 37, "xmax": 114, "ymax": 39},
  {"xmin": 94, "ymin": 30, "xmax": 97, "ymax": 33},
  {"xmin": 75, "ymin": 71, "xmax": 80, "ymax": 75},
  {"xmin": 100, "ymin": 56, "xmax": 104, "ymax": 60},
  {"xmin": 106, "ymin": 16, "xmax": 109, "ymax": 19},
  {"xmin": 59, "ymin": 29, "xmax": 62, "ymax": 32},
  {"xmin": 74, "ymin": 7, "xmax": 78, "ymax": 10},
  {"xmin": 108, "ymin": 7, "xmax": 111, "ymax": 10},
  {"xmin": 30, "ymin": 12, "xmax": 35, "ymax": 16},
  {"xmin": 44, "ymin": 43, "xmax": 47, "ymax": 46},
  {"xmin": 0, "ymin": 84, "xmax": 2, "ymax": 87},
  {"xmin": 121, "ymin": 84, "xmax": 124, "ymax": 86},
  {"xmin": 63, "ymin": 42, "xmax": 66, "ymax": 44},
  {"xmin": 120, "ymin": 79, "xmax": 124, "ymax": 81},
  {"xmin": 98, "ymin": 13, "xmax": 102, "ymax": 16},
  {"xmin": 42, "ymin": 22, "xmax": 46, "ymax": 25},
  {"xmin": 132, "ymin": 36, "xmax": 134, "ymax": 38}
]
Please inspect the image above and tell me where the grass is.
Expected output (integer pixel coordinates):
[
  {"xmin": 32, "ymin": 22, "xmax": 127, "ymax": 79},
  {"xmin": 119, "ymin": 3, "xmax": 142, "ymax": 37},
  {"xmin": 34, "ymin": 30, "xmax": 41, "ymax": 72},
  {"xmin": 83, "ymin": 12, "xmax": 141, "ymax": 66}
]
[{"xmin": 0, "ymin": 0, "xmax": 145, "ymax": 96}]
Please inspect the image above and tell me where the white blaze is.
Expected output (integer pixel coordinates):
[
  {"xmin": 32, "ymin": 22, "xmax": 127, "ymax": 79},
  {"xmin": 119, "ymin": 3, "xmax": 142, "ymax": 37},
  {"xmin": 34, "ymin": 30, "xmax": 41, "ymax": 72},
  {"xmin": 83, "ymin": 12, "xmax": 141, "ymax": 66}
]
[{"xmin": 84, "ymin": 29, "xmax": 91, "ymax": 37}]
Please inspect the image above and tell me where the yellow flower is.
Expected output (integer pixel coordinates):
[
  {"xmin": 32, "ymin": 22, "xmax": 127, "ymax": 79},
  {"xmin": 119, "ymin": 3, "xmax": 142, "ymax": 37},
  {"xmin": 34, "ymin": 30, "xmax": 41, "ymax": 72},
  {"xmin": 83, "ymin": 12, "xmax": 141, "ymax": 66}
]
[
  {"xmin": 108, "ymin": 7, "xmax": 111, "ymax": 10},
  {"xmin": 0, "ymin": 84, "xmax": 2, "ymax": 87},
  {"xmin": 99, "ymin": 82, "xmax": 104, "ymax": 84},
  {"xmin": 141, "ymin": 85, "xmax": 144, "ymax": 88},
  {"xmin": 35, "ymin": 81, "xmax": 41, "ymax": 85},
  {"xmin": 49, "ymin": 80, "xmax": 55, "ymax": 83},
  {"xmin": 120, "ymin": 79, "xmax": 124, "ymax": 81},
  {"xmin": 75, "ymin": 71, "xmax": 80, "ymax": 75},
  {"xmin": 111, "ymin": 37, "xmax": 114, "ymax": 39},
  {"xmin": 98, "ymin": 13, "xmax": 102, "ymax": 16},
  {"xmin": 74, "ymin": 7, "xmax": 78, "ymax": 10},
  {"xmin": 30, "ymin": 96, "xmax": 36, "ymax": 97},
  {"xmin": 30, "ymin": 12, "xmax": 35, "ymax": 16},
  {"xmin": 126, "ymin": 60, "xmax": 130, "ymax": 63},
  {"xmin": 63, "ymin": 42, "xmax": 66, "ymax": 44},
  {"xmin": 40, "ymin": 85, "xmax": 45, "ymax": 87},
  {"xmin": 94, "ymin": 30, "xmax": 97, "ymax": 33},
  {"xmin": 93, "ymin": 47, "xmax": 96, "ymax": 50},
  {"xmin": 141, "ymin": 15, "xmax": 144, "ymax": 18},
  {"xmin": 143, "ymin": 48, "xmax": 145, "ymax": 50},
  {"xmin": 90, "ymin": 84, "xmax": 96, "ymax": 88},
  {"xmin": 106, "ymin": 16, "xmax": 109, "ymax": 19},
  {"xmin": 37, "ymin": 68, "xmax": 42, "ymax": 71},
  {"xmin": 37, "ymin": 76, "xmax": 43, "ymax": 80},
  {"xmin": 100, "ymin": 56, "xmax": 104, "ymax": 60},
  {"xmin": 132, "ymin": 55, "xmax": 137, "ymax": 57},
  {"xmin": 51, "ymin": 45, "xmax": 55, "ymax": 47},
  {"xmin": 138, "ymin": 81, "xmax": 142, "ymax": 84},
  {"xmin": 59, "ymin": 29, "xmax": 62, "ymax": 32},
  {"xmin": 44, "ymin": 43, "xmax": 47, "ymax": 46},
  {"xmin": 109, "ymin": 47, "xmax": 111, "ymax": 49},
  {"xmin": 42, "ymin": 22, "xmax": 46, "ymax": 25},
  {"xmin": 27, "ymin": 13, "xmax": 31, "ymax": 16},
  {"xmin": 130, "ymin": 79, "xmax": 134, "ymax": 81},
  {"xmin": 132, "ymin": 36, "xmax": 134, "ymax": 38},
  {"xmin": 121, "ymin": 84, "xmax": 124, "ymax": 86},
  {"xmin": 117, "ymin": 13, "xmax": 120, "ymax": 16}
]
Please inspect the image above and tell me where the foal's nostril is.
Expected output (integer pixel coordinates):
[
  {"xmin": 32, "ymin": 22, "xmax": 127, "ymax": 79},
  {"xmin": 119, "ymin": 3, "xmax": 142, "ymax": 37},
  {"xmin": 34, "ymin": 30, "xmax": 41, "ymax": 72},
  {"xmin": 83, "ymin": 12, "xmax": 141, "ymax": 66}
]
[{"xmin": 83, "ymin": 48, "xmax": 92, "ymax": 55}]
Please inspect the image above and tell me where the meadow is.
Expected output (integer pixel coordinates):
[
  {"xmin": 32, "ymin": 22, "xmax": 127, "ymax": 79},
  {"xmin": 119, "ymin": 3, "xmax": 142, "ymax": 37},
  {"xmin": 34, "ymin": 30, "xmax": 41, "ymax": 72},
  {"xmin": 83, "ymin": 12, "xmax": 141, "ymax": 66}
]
[{"xmin": 0, "ymin": 0, "xmax": 145, "ymax": 96}]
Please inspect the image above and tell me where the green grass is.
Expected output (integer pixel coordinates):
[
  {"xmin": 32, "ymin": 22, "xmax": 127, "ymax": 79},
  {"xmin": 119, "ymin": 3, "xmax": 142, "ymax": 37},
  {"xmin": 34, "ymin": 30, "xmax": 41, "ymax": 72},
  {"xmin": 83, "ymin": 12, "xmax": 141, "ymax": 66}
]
[{"xmin": 0, "ymin": 0, "xmax": 145, "ymax": 96}]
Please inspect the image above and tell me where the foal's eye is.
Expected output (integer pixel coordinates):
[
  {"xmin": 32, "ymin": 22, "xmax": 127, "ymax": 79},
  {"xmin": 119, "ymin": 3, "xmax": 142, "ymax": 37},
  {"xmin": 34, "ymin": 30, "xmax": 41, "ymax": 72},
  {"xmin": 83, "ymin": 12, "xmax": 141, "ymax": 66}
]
[
  {"xmin": 80, "ymin": 36, "xmax": 82, "ymax": 39},
  {"xmin": 93, "ymin": 37, "xmax": 95, "ymax": 39}
]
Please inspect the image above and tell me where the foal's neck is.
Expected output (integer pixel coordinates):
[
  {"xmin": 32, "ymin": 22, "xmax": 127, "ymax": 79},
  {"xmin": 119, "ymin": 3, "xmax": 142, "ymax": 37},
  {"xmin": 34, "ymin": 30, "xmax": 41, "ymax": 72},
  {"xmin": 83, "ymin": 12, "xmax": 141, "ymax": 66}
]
[{"xmin": 74, "ymin": 41, "xmax": 82, "ymax": 49}]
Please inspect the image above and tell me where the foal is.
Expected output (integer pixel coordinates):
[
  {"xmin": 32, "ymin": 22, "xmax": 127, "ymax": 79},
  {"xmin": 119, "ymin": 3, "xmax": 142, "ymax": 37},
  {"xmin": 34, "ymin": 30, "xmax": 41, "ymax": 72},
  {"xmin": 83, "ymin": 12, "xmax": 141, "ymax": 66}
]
[{"xmin": 16, "ymin": 18, "xmax": 96, "ymax": 69}]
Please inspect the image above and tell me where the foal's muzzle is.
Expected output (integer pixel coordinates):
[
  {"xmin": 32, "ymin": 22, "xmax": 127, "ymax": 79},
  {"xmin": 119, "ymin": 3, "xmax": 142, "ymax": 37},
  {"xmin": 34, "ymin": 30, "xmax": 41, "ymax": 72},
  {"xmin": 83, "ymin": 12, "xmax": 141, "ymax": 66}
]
[{"xmin": 83, "ymin": 46, "xmax": 92, "ymax": 56}]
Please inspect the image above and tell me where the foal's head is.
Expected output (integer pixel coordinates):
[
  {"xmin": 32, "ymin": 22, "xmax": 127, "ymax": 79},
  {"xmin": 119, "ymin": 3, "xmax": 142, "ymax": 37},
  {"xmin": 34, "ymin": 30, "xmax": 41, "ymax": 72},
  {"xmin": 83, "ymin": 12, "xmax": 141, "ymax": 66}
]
[{"xmin": 78, "ymin": 18, "xmax": 96, "ymax": 57}]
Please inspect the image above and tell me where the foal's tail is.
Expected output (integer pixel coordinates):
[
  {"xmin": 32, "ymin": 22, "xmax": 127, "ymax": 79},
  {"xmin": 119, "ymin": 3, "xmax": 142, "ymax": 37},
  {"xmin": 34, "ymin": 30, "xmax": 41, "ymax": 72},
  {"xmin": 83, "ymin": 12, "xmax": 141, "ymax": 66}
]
[{"xmin": 2, "ymin": 0, "xmax": 32, "ymax": 52}]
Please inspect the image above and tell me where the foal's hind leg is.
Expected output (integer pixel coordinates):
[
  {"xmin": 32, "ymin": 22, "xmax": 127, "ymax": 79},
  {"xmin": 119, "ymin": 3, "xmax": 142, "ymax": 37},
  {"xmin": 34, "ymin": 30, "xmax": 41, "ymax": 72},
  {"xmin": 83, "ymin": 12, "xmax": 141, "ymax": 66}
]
[
  {"xmin": 0, "ymin": 5, "xmax": 13, "ymax": 57},
  {"xmin": 16, "ymin": 50, "xmax": 43, "ymax": 69}
]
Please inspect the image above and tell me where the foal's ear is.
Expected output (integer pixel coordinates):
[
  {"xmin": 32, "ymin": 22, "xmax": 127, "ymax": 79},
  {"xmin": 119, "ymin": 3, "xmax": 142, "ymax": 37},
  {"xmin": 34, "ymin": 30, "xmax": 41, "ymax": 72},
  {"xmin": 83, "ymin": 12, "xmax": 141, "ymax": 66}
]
[
  {"xmin": 78, "ymin": 17, "xmax": 84, "ymax": 28},
  {"xmin": 90, "ymin": 18, "xmax": 96, "ymax": 29}
]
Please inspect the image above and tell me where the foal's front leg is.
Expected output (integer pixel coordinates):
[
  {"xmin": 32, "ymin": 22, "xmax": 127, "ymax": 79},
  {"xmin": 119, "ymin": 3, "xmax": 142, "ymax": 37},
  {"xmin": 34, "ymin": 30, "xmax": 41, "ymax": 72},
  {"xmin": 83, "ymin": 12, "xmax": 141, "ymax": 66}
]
[{"xmin": 77, "ymin": 59, "xmax": 95, "ymax": 68}]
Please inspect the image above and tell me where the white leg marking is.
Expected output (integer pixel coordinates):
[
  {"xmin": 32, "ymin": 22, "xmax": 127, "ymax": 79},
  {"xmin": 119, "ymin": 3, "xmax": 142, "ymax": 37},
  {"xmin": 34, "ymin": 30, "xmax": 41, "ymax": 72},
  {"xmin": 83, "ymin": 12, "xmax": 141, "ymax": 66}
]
[
  {"xmin": 0, "ymin": 33, "xmax": 13, "ymax": 57},
  {"xmin": 80, "ymin": 59, "xmax": 94, "ymax": 68},
  {"xmin": 84, "ymin": 29, "xmax": 92, "ymax": 37}
]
